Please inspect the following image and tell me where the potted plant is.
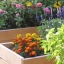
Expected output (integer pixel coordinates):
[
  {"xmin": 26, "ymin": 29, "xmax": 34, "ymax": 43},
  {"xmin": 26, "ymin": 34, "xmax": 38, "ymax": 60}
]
[
  {"xmin": 0, "ymin": 33, "xmax": 55, "ymax": 64},
  {"xmin": 41, "ymin": 24, "xmax": 64, "ymax": 64}
]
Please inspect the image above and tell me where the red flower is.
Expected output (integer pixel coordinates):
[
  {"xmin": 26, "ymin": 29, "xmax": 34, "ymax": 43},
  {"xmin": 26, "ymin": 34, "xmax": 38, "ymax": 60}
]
[{"xmin": 31, "ymin": 5, "xmax": 35, "ymax": 10}]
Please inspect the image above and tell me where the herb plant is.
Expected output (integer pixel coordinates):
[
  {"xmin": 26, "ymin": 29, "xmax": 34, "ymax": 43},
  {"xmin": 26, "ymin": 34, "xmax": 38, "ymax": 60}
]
[{"xmin": 41, "ymin": 24, "xmax": 64, "ymax": 64}]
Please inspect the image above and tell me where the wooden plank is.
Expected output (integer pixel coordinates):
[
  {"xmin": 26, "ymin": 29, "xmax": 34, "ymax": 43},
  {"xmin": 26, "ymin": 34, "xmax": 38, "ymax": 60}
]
[
  {"xmin": 0, "ymin": 27, "xmax": 39, "ymax": 43},
  {"xmin": 0, "ymin": 43, "xmax": 24, "ymax": 64},
  {"xmin": 0, "ymin": 57, "xmax": 9, "ymax": 64},
  {"xmin": 24, "ymin": 56, "xmax": 55, "ymax": 64},
  {"xmin": 0, "ymin": 43, "xmax": 56, "ymax": 64}
]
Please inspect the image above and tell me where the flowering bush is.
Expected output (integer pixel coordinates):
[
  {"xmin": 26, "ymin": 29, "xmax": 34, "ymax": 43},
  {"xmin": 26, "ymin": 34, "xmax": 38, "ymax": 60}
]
[
  {"xmin": 0, "ymin": 0, "xmax": 64, "ymax": 30},
  {"xmin": 12, "ymin": 33, "xmax": 44, "ymax": 58},
  {"xmin": 0, "ymin": 1, "xmax": 43, "ymax": 29}
]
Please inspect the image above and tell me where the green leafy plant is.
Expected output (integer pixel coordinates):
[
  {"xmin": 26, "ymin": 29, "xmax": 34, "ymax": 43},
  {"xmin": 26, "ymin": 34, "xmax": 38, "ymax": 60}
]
[
  {"xmin": 38, "ymin": 18, "xmax": 64, "ymax": 38},
  {"xmin": 41, "ymin": 24, "xmax": 64, "ymax": 64}
]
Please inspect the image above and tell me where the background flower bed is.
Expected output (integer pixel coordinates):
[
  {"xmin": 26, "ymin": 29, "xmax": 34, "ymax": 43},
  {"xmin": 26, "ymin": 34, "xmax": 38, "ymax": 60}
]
[
  {"xmin": 0, "ymin": 0, "xmax": 64, "ymax": 30},
  {"xmin": 0, "ymin": 0, "xmax": 43, "ymax": 29}
]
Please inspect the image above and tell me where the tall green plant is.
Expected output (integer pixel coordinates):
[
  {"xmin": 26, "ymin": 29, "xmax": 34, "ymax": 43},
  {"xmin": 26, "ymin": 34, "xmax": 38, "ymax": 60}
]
[{"xmin": 41, "ymin": 24, "xmax": 64, "ymax": 64}]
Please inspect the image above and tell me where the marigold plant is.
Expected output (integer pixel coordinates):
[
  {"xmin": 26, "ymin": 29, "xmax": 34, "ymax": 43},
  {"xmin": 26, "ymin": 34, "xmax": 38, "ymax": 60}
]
[{"xmin": 12, "ymin": 33, "xmax": 44, "ymax": 58}]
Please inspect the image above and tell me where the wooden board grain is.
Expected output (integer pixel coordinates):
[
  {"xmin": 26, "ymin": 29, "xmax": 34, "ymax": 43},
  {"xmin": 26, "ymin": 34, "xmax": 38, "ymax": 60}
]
[
  {"xmin": 0, "ymin": 27, "xmax": 39, "ymax": 43},
  {"xmin": 0, "ymin": 57, "xmax": 9, "ymax": 64},
  {"xmin": 0, "ymin": 43, "xmax": 56, "ymax": 64}
]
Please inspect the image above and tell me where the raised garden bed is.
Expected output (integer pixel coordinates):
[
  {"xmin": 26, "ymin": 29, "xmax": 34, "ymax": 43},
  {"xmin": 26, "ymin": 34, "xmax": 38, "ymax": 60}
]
[{"xmin": 0, "ymin": 42, "xmax": 55, "ymax": 64}]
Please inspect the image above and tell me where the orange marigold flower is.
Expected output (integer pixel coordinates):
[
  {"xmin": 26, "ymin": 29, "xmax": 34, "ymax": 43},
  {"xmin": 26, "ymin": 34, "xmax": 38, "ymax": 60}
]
[
  {"xmin": 15, "ymin": 38, "xmax": 22, "ymax": 43},
  {"xmin": 18, "ymin": 48, "xmax": 22, "ymax": 52},
  {"xmin": 18, "ymin": 43, "xmax": 22, "ymax": 46},
  {"xmin": 18, "ymin": 46, "xmax": 22, "ymax": 49},
  {"xmin": 12, "ymin": 33, "xmax": 43, "ymax": 57},
  {"xmin": 24, "ymin": 50, "xmax": 29, "ymax": 53},
  {"xmin": 28, "ymin": 43, "xmax": 33, "ymax": 47},
  {"xmin": 29, "ymin": 51, "xmax": 36, "ymax": 56},
  {"xmin": 32, "ymin": 42, "xmax": 37, "ymax": 46},
  {"xmin": 14, "ymin": 50, "xmax": 19, "ymax": 54},
  {"xmin": 28, "ymin": 36, "xmax": 32, "ymax": 40},
  {"xmin": 32, "ymin": 51, "xmax": 36, "ymax": 56},
  {"xmin": 26, "ymin": 47, "xmax": 32, "ymax": 51}
]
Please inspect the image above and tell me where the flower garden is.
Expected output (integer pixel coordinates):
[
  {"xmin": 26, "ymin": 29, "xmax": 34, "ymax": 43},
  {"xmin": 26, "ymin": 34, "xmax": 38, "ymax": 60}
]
[
  {"xmin": 0, "ymin": 0, "xmax": 64, "ymax": 64},
  {"xmin": 0, "ymin": 0, "xmax": 64, "ymax": 29},
  {"xmin": 12, "ymin": 33, "xmax": 44, "ymax": 58}
]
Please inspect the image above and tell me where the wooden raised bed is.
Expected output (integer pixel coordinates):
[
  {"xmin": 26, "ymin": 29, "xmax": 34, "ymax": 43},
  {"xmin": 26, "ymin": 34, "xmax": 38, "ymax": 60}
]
[
  {"xmin": 0, "ymin": 42, "xmax": 55, "ymax": 64},
  {"xmin": 0, "ymin": 57, "xmax": 9, "ymax": 64},
  {"xmin": 0, "ymin": 27, "xmax": 39, "ymax": 43}
]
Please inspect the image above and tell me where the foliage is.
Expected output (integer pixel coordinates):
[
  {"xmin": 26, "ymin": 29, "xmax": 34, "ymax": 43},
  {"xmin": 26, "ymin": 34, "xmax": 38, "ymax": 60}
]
[
  {"xmin": 0, "ymin": 0, "xmax": 44, "ymax": 29},
  {"xmin": 12, "ymin": 33, "xmax": 44, "ymax": 58},
  {"xmin": 41, "ymin": 24, "xmax": 64, "ymax": 64},
  {"xmin": 37, "ymin": 18, "xmax": 64, "ymax": 38}
]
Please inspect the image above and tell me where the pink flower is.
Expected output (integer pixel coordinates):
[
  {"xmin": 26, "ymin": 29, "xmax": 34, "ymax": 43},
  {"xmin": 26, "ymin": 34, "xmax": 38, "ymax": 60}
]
[
  {"xmin": 16, "ymin": 13, "xmax": 20, "ymax": 16},
  {"xmin": 21, "ymin": 6, "xmax": 26, "ymax": 10},
  {"xmin": 0, "ymin": 9, "xmax": 6, "ymax": 14},
  {"xmin": 36, "ymin": 2, "xmax": 42, "ymax": 7},
  {"xmin": 43, "ymin": 8, "xmax": 50, "ymax": 14},
  {"xmin": 16, "ymin": 4, "xmax": 21, "ymax": 8}
]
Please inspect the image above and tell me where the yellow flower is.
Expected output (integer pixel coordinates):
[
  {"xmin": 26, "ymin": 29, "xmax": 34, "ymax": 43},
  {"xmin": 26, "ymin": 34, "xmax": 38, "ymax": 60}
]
[
  {"xmin": 26, "ymin": 2, "xmax": 32, "ymax": 7},
  {"xmin": 12, "ymin": 42, "xmax": 15, "ymax": 44},
  {"xmin": 36, "ymin": 37, "xmax": 41, "ymax": 41},
  {"xmin": 31, "ymin": 33, "xmax": 38, "ymax": 37},
  {"xmin": 26, "ymin": 33, "xmax": 31, "ymax": 38},
  {"xmin": 17, "ymin": 34, "xmax": 22, "ymax": 38},
  {"xmin": 54, "ymin": 1, "xmax": 62, "ymax": 8}
]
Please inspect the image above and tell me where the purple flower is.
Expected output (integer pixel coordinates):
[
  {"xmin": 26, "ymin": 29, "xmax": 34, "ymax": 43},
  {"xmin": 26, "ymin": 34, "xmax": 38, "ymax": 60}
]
[
  {"xmin": 57, "ymin": 7, "xmax": 62, "ymax": 18},
  {"xmin": 40, "ymin": 15, "xmax": 45, "ymax": 25},
  {"xmin": 61, "ymin": 6, "xmax": 64, "ymax": 18},
  {"xmin": 62, "ymin": 6, "xmax": 64, "ymax": 12},
  {"xmin": 36, "ymin": 12, "xmax": 39, "ymax": 22}
]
